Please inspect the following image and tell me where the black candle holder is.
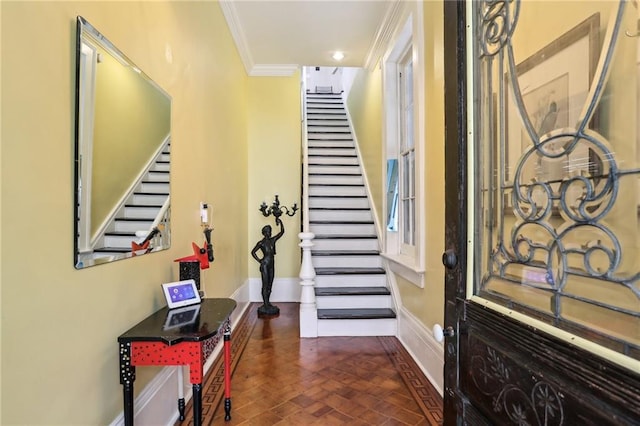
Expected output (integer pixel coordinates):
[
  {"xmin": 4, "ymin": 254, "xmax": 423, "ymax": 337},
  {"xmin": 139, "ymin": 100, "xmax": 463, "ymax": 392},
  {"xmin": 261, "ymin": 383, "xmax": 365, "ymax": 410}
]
[{"xmin": 259, "ymin": 194, "xmax": 298, "ymax": 222}]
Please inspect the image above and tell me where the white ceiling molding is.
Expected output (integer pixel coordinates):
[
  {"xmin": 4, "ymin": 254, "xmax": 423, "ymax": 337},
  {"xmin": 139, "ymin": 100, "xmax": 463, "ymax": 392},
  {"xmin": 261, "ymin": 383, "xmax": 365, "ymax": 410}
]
[
  {"xmin": 364, "ymin": 0, "xmax": 405, "ymax": 71},
  {"xmin": 249, "ymin": 64, "xmax": 300, "ymax": 77},
  {"xmin": 219, "ymin": 0, "xmax": 255, "ymax": 75}
]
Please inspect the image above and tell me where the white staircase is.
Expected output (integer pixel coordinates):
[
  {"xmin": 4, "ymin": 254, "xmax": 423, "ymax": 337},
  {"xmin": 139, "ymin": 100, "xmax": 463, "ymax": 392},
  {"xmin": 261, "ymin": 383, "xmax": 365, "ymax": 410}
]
[
  {"xmin": 305, "ymin": 92, "xmax": 397, "ymax": 337},
  {"xmin": 92, "ymin": 141, "xmax": 171, "ymax": 258}
]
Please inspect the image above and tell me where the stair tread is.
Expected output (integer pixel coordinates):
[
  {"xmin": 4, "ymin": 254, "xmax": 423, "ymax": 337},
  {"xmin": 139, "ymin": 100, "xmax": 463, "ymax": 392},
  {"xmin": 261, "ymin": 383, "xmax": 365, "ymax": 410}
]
[
  {"xmin": 125, "ymin": 204, "xmax": 163, "ymax": 208},
  {"xmin": 315, "ymin": 267, "xmax": 385, "ymax": 275},
  {"xmin": 310, "ymin": 207, "xmax": 370, "ymax": 210},
  {"xmin": 314, "ymin": 234, "xmax": 377, "ymax": 239},
  {"xmin": 93, "ymin": 247, "xmax": 131, "ymax": 253},
  {"xmin": 311, "ymin": 250, "xmax": 380, "ymax": 256},
  {"xmin": 317, "ymin": 308, "xmax": 396, "ymax": 320},
  {"xmin": 315, "ymin": 287, "xmax": 390, "ymax": 296},
  {"xmin": 115, "ymin": 218, "xmax": 154, "ymax": 222},
  {"xmin": 309, "ymin": 183, "xmax": 364, "ymax": 187},
  {"xmin": 104, "ymin": 231, "xmax": 136, "ymax": 236},
  {"xmin": 310, "ymin": 220, "xmax": 373, "ymax": 224}
]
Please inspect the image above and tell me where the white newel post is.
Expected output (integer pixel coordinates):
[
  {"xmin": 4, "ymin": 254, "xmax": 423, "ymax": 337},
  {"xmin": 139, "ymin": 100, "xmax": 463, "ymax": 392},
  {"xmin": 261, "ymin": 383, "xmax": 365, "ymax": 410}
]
[{"xmin": 298, "ymin": 231, "xmax": 317, "ymax": 337}]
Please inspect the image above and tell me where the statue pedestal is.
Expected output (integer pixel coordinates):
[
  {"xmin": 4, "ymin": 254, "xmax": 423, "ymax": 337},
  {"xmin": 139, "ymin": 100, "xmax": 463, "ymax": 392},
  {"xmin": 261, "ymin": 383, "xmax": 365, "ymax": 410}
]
[{"xmin": 258, "ymin": 304, "xmax": 280, "ymax": 317}]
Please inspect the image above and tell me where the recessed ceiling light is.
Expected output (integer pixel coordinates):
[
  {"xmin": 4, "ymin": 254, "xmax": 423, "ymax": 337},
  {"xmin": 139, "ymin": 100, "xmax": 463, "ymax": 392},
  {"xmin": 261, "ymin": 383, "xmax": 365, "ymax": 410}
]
[{"xmin": 332, "ymin": 51, "xmax": 345, "ymax": 61}]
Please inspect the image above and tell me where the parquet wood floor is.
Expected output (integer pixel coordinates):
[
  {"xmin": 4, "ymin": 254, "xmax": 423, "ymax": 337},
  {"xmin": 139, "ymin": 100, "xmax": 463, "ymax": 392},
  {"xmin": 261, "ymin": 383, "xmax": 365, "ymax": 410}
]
[{"xmin": 177, "ymin": 303, "xmax": 443, "ymax": 425}]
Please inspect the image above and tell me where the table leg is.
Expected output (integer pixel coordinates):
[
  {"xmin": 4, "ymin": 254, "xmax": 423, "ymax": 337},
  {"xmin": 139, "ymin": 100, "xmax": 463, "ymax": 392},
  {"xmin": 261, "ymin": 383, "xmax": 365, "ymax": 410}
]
[
  {"xmin": 224, "ymin": 326, "xmax": 232, "ymax": 421},
  {"xmin": 192, "ymin": 383, "xmax": 202, "ymax": 426},
  {"xmin": 119, "ymin": 342, "xmax": 136, "ymax": 426},
  {"xmin": 123, "ymin": 383, "xmax": 134, "ymax": 426}
]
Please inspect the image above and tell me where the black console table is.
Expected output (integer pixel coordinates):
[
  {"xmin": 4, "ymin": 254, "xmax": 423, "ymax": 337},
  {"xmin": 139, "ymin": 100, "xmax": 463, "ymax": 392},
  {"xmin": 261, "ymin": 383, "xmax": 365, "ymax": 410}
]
[{"xmin": 118, "ymin": 298, "xmax": 236, "ymax": 425}]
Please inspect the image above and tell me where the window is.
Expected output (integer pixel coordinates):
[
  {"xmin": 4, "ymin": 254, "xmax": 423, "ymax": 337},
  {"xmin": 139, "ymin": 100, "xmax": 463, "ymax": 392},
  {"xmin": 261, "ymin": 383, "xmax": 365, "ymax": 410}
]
[{"xmin": 382, "ymin": 12, "xmax": 425, "ymax": 287}]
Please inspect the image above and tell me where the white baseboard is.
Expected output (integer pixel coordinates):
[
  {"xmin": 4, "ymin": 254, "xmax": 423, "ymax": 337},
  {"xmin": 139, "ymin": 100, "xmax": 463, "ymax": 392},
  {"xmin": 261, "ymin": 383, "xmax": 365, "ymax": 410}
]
[
  {"xmin": 397, "ymin": 306, "xmax": 444, "ymax": 396},
  {"xmin": 248, "ymin": 277, "xmax": 300, "ymax": 303}
]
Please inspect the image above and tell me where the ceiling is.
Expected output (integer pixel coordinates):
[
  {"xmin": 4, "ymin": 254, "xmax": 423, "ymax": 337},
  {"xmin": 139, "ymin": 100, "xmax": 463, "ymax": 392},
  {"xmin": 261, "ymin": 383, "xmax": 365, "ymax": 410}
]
[{"xmin": 219, "ymin": 0, "xmax": 400, "ymax": 76}]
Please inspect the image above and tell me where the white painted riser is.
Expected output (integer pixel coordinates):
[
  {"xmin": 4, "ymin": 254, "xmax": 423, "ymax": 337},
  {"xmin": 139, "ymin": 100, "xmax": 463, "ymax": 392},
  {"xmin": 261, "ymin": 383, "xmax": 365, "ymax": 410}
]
[
  {"xmin": 309, "ymin": 209, "xmax": 373, "ymax": 221},
  {"xmin": 146, "ymin": 172, "xmax": 170, "ymax": 182},
  {"xmin": 307, "ymin": 127, "xmax": 350, "ymax": 134},
  {"xmin": 131, "ymin": 193, "xmax": 168, "ymax": 205},
  {"xmin": 139, "ymin": 182, "xmax": 169, "ymax": 193},
  {"xmin": 315, "ymin": 274, "xmax": 387, "ymax": 287},
  {"xmin": 308, "ymin": 148, "xmax": 356, "ymax": 156},
  {"xmin": 307, "ymin": 108, "xmax": 346, "ymax": 114},
  {"xmin": 307, "ymin": 120, "xmax": 349, "ymax": 127},
  {"xmin": 104, "ymin": 234, "xmax": 140, "ymax": 247},
  {"xmin": 310, "ymin": 223, "xmax": 376, "ymax": 235},
  {"xmin": 309, "ymin": 186, "xmax": 366, "ymax": 196},
  {"xmin": 114, "ymin": 220, "xmax": 153, "ymax": 233},
  {"xmin": 308, "ymin": 165, "xmax": 360, "ymax": 174},
  {"xmin": 153, "ymin": 163, "xmax": 170, "ymax": 172},
  {"xmin": 307, "ymin": 114, "xmax": 348, "ymax": 120},
  {"xmin": 309, "ymin": 197, "xmax": 369, "ymax": 208},
  {"xmin": 308, "ymin": 140, "xmax": 354, "ymax": 148},
  {"xmin": 317, "ymin": 318, "xmax": 397, "ymax": 336},
  {"xmin": 316, "ymin": 295, "xmax": 391, "ymax": 309},
  {"xmin": 306, "ymin": 103, "xmax": 344, "ymax": 108},
  {"xmin": 309, "ymin": 175, "xmax": 363, "ymax": 185},
  {"xmin": 123, "ymin": 207, "xmax": 161, "ymax": 219},
  {"xmin": 311, "ymin": 255, "xmax": 382, "ymax": 268},
  {"xmin": 312, "ymin": 238, "xmax": 379, "ymax": 251},
  {"xmin": 158, "ymin": 153, "xmax": 171, "ymax": 162},
  {"xmin": 309, "ymin": 157, "xmax": 359, "ymax": 165}
]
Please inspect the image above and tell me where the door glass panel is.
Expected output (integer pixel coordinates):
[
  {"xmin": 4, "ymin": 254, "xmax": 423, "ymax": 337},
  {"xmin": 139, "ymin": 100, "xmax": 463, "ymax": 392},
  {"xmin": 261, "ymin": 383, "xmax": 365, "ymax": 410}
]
[{"xmin": 473, "ymin": 0, "xmax": 640, "ymax": 359}]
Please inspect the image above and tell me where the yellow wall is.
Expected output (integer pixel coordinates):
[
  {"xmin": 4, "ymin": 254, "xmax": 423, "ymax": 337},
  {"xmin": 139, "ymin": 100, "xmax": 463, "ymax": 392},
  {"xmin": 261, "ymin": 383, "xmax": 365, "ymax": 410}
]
[
  {"xmin": 91, "ymin": 42, "xmax": 171, "ymax": 232},
  {"xmin": 346, "ymin": 1, "xmax": 446, "ymax": 330},
  {"xmin": 247, "ymin": 76, "xmax": 302, "ymax": 279},
  {"xmin": 1, "ymin": 1, "xmax": 250, "ymax": 423},
  {"xmin": 347, "ymin": 66, "xmax": 384, "ymax": 223}
]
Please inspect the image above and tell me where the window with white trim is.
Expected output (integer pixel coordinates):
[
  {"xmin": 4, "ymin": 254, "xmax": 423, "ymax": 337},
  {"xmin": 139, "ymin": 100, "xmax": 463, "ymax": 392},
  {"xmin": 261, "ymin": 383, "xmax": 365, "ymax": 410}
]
[{"xmin": 382, "ymin": 12, "xmax": 425, "ymax": 287}]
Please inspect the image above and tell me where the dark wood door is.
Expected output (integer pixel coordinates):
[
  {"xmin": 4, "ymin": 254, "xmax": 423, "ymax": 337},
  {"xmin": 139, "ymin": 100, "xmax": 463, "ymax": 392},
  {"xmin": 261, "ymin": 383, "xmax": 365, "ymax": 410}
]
[{"xmin": 442, "ymin": 1, "xmax": 640, "ymax": 424}]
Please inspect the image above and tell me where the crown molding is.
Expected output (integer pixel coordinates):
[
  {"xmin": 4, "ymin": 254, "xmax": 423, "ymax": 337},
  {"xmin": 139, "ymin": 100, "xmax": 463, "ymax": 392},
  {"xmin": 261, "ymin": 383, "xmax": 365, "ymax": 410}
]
[
  {"xmin": 249, "ymin": 64, "xmax": 300, "ymax": 77},
  {"xmin": 219, "ymin": 0, "xmax": 254, "ymax": 75},
  {"xmin": 364, "ymin": 0, "xmax": 405, "ymax": 70}
]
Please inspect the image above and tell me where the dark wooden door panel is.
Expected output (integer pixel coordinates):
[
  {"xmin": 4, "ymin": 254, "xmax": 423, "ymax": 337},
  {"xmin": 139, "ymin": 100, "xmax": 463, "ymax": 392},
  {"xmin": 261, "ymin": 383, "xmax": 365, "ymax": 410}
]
[{"xmin": 460, "ymin": 304, "xmax": 639, "ymax": 425}]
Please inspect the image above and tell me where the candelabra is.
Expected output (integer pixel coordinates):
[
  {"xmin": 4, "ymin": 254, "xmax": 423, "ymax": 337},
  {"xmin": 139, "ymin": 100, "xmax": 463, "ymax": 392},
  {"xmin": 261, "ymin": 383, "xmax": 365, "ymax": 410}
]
[{"xmin": 259, "ymin": 195, "xmax": 298, "ymax": 222}]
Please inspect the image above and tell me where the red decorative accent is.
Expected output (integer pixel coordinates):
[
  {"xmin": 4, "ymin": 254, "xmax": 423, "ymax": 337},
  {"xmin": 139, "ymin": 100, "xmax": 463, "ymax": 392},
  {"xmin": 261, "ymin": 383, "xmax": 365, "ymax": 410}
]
[
  {"xmin": 174, "ymin": 241, "xmax": 210, "ymax": 269},
  {"xmin": 224, "ymin": 336, "xmax": 231, "ymax": 398},
  {"xmin": 131, "ymin": 341, "xmax": 204, "ymax": 383}
]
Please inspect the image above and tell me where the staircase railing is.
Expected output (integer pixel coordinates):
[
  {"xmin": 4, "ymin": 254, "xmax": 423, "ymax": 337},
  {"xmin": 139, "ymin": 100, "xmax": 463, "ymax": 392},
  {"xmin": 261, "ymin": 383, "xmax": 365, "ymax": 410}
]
[{"xmin": 298, "ymin": 71, "xmax": 318, "ymax": 338}]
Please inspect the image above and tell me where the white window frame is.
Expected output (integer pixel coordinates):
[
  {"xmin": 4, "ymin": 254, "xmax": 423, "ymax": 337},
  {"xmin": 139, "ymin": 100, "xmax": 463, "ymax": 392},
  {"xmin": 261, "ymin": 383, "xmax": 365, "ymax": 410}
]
[{"xmin": 381, "ymin": 10, "xmax": 426, "ymax": 288}]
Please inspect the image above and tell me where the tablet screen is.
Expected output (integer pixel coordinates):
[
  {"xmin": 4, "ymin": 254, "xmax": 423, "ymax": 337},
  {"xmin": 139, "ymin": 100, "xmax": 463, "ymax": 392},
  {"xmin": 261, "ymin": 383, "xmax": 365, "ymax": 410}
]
[{"xmin": 161, "ymin": 279, "xmax": 201, "ymax": 309}]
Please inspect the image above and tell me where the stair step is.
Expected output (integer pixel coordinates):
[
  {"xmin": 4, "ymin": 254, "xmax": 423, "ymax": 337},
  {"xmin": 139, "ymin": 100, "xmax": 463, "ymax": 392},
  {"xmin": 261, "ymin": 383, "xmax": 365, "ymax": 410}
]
[
  {"xmin": 131, "ymin": 193, "xmax": 169, "ymax": 205},
  {"xmin": 309, "ymin": 208, "xmax": 372, "ymax": 222},
  {"xmin": 309, "ymin": 175, "xmax": 363, "ymax": 185},
  {"xmin": 317, "ymin": 308, "xmax": 396, "ymax": 320},
  {"xmin": 310, "ymin": 222, "xmax": 376, "ymax": 235},
  {"xmin": 308, "ymin": 157, "xmax": 359, "ymax": 165},
  {"xmin": 309, "ymin": 196, "xmax": 369, "ymax": 209},
  {"xmin": 93, "ymin": 246, "xmax": 131, "ymax": 253},
  {"xmin": 311, "ymin": 249, "xmax": 379, "ymax": 256},
  {"xmin": 315, "ymin": 286, "xmax": 390, "ymax": 296},
  {"xmin": 139, "ymin": 181, "xmax": 170, "ymax": 193},
  {"xmin": 315, "ymin": 267, "xmax": 385, "ymax": 275},
  {"xmin": 315, "ymin": 274, "xmax": 387, "ymax": 287},
  {"xmin": 114, "ymin": 218, "xmax": 154, "ymax": 232}
]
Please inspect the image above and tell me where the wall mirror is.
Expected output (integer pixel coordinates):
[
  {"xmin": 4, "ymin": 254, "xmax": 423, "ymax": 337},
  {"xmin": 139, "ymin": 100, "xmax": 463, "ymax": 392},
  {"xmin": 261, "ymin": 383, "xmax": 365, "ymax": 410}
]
[{"xmin": 74, "ymin": 16, "xmax": 171, "ymax": 269}]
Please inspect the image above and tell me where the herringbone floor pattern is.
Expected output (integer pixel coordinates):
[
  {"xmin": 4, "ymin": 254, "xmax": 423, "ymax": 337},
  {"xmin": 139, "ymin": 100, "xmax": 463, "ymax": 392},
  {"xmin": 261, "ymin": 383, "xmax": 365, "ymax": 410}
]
[{"xmin": 178, "ymin": 303, "xmax": 443, "ymax": 425}]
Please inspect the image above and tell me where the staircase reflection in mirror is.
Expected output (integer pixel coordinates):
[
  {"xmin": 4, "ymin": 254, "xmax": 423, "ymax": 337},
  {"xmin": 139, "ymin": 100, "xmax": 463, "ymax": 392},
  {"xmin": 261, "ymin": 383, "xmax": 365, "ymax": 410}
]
[{"xmin": 73, "ymin": 16, "xmax": 171, "ymax": 269}]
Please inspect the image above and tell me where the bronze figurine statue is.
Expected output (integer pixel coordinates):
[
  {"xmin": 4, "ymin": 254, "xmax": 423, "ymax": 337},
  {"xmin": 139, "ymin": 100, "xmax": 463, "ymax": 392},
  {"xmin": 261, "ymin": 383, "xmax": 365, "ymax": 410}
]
[{"xmin": 251, "ymin": 217, "xmax": 285, "ymax": 316}]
